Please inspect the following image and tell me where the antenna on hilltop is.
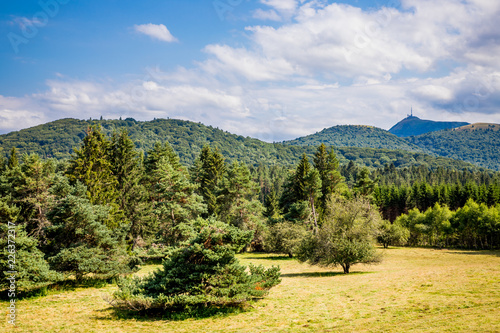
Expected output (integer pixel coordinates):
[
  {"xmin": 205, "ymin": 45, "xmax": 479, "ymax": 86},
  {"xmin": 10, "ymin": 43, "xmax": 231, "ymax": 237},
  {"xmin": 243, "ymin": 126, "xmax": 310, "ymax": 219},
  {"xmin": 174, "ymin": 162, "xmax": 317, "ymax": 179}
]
[{"xmin": 407, "ymin": 106, "xmax": 413, "ymax": 118}]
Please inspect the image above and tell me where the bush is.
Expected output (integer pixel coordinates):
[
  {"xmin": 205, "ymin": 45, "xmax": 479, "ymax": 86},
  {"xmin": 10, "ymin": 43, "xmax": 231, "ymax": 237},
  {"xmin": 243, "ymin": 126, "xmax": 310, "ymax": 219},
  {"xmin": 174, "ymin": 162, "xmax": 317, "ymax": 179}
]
[
  {"xmin": 110, "ymin": 219, "xmax": 281, "ymax": 314},
  {"xmin": 264, "ymin": 221, "xmax": 308, "ymax": 257},
  {"xmin": 377, "ymin": 220, "xmax": 410, "ymax": 248}
]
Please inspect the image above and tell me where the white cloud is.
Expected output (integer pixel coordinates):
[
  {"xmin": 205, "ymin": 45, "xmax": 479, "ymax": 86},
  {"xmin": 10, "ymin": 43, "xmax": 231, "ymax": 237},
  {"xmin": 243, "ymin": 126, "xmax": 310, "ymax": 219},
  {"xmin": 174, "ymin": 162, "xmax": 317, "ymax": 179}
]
[
  {"xmin": 2, "ymin": 1, "xmax": 500, "ymax": 142},
  {"xmin": 253, "ymin": 9, "xmax": 282, "ymax": 21},
  {"xmin": 134, "ymin": 23, "xmax": 178, "ymax": 42}
]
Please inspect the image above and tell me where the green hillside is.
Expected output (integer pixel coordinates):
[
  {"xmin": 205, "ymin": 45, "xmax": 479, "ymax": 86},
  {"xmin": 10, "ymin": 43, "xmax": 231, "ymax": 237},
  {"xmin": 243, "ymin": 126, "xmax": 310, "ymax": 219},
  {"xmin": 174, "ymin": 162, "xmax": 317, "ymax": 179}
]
[
  {"xmin": 283, "ymin": 125, "xmax": 422, "ymax": 151},
  {"xmin": 389, "ymin": 116, "xmax": 469, "ymax": 137},
  {"xmin": 0, "ymin": 118, "xmax": 479, "ymax": 170},
  {"xmin": 405, "ymin": 123, "xmax": 500, "ymax": 170}
]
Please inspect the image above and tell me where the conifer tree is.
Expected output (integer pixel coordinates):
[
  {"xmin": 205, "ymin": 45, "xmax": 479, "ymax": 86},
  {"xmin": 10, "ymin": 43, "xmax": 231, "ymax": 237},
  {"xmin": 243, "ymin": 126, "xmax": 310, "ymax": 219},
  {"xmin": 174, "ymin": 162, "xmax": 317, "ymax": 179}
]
[
  {"xmin": 354, "ymin": 167, "xmax": 377, "ymax": 197},
  {"xmin": 263, "ymin": 189, "xmax": 282, "ymax": 223},
  {"xmin": 109, "ymin": 130, "xmax": 152, "ymax": 248},
  {"xmin": 144, "ymin": 141, "xmax": 182, "ymax": 175},
  {"xmin": 313, "ymin": 144, "xmax": 345, "ymax": 209},
  {"xmin": 46, "ymin": 185, "xmax": 135, "ymax": 280},
  {"xmin": 111, "ymin": 219, "xmax": 281, "ymax": 313},
  {"xmin": 152, "ymin": 156, "xmax": 206, "ymax": 244},
  {"xmin": 67, "ymin": 125, "xmax": 118, "ymax": 207},
  {"xmin": 293, "ymin": 153, "xmax": 311, "ymax": 201},
  {"xmin": 7, "ymin": 147, "xmax": 18, "ymax": 169},
  {"xmin": 191, "ymin": 145, "xmax": 225, "ymax": 217}
]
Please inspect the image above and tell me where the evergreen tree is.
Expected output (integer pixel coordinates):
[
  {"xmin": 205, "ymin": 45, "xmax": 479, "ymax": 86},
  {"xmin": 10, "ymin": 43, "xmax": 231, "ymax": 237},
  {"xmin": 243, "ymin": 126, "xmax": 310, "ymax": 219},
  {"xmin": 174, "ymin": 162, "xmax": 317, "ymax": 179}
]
[
  {"xmin": 144, "ymin": 141, "xmax": 182, "ymax": 175},
  {"xmin": 152, "ymin": 157, "xmax": 206, "ymax": 245},
  {"xmin": 263, "ymin": 189, "xmax": 282, "ymax": 223},
  {"xmin": 109, "ymin": 130, "xmax": 152, "ymax": 249},
  {"xmin": 293, "ymin": 154, "xmax": 311, "ymax": 201},
  {"xmin": 46, "ymin": 186, "xmax": 135, "ymax": 280},
  {"xmin": 111, "ymin": 219, "xmax": 281, "ymax": 313},
  {"xmin": 354, "ymin": 167, "xmax": 377, "ymax": 197},
  {"xmin": 7, "ymin": 147, "xmax": 18, "ymax": 169},
  {"xmin": 0, "ymin": 224, "xmax": 61, "ymax": 291},
  {"xmin": 191, "ymin": 146, "xmax": 225, "ymax": 217},
  {"xmin": 313, "ymin": 144, "xmax": 345, "ymax": 208},
  {"xmin": 67, "ymin": 125, "xmax": 118, "ymax": 207}
]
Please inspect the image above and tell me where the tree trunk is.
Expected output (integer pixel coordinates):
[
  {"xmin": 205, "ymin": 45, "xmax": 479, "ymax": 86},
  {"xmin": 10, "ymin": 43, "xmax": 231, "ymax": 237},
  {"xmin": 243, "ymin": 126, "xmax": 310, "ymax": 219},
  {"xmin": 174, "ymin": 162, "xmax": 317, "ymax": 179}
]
[{"xmin": 310, "ymin": 196, "xmax": 318, "ymax": 235}]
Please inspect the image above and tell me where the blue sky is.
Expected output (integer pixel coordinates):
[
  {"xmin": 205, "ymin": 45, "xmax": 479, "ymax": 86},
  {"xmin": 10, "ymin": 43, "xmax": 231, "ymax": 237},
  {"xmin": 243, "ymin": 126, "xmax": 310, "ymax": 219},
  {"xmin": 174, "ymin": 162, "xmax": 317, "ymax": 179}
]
[{"xmin": 1, "ymin": 0, "xmax": 500, "ymax": 141}]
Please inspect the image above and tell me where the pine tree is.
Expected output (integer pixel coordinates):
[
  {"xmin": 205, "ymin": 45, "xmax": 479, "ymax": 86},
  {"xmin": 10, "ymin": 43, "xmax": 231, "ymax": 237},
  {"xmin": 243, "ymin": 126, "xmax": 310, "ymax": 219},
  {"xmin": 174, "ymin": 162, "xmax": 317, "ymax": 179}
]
[
  {"xmin": 109, "ymin": 130, "xmax": 152, "ymax": 249},
  {"xmin": 67, "ymin": 125, "xmax": 118, "ymax": 207},
  {"xmin": 152, "ymin": 157, "xmax": 206, "ymax": 245},
  {"xmin": 46, "ymin": 186, "xmax": 135, "ymax": 280},
  {"xmin": 354, "ymin": 167, "xmax": 377, "ymax": 197},
  {"xmin": 7, "ymin": 147, "xmax": 18, "ymax": 169},
  {"xmin": 293, "ymin": 154, "xmax": 311, "ymax": 201},
  {"xmin": 111, "ymin": 219, "xmax": 281, "ymax": 313},
  {"xmin": 191, "ymin": 146, "xmax": 225, "ymax": 217},
  {"xmin": 313, "ymin": 144, "xmax": 345, "ymax": 209},
  {"xmin": 0, "ymin": 224, "xmax": 61, "ymax": 291}
]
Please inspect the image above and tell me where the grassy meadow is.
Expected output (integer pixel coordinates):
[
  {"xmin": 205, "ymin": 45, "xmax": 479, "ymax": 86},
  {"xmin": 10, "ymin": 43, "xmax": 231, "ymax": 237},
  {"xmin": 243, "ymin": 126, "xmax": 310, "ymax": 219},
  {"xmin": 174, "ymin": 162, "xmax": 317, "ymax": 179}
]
[{"xmin": 2, "ymin": 247, "xmax": 500, "ymax": 332}]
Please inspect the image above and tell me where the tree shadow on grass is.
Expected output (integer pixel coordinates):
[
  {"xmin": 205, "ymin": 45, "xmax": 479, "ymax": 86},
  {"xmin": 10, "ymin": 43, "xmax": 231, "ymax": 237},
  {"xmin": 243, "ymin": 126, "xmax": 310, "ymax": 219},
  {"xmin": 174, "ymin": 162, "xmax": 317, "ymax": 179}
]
[
  {"xmin": 243, "ymin": 255, "xmax": 294, "ymax": 261},
  {"xmin": 0, "ymin": 277, "xmax": 114, "ymax": 301},
  {"xmin": 449, "ymin": 250, "xmax": 500, "ymax": 257},
  {"xmin": 281, "ymin": 271, "xmax": 370, "ymax": 278},
  {"xmin": 96, "ymin": 302, "xmax": 252, "ymax": 322}
]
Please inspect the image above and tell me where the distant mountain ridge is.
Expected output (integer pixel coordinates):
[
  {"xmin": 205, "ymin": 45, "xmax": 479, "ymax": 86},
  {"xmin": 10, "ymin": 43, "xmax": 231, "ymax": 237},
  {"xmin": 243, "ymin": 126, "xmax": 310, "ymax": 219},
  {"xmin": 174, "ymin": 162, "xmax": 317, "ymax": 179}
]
[
  {"xmin": 0, "ymin": 118, "xmax": 478, "ymax": 171},
  {"xmin": 405, "ymin": 123, "xmax": 500, "ymax": 170},
  {"xmin": 282, "ymin": 125, "xmax": 423, "ymax": 152},
  {"xmin": 389, "ymin": 115, "xmax": 469, "ymax": 137},
  {"xmin": 278, "ymin": 119, "xmax": 500, "ymax": 171}
]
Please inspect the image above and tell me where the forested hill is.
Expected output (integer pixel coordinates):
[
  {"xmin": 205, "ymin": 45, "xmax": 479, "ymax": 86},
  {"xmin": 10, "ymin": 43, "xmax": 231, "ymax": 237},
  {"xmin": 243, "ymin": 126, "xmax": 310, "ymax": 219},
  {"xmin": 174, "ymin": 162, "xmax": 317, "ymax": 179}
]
[
  {"xmin": 0, "ymin": 117, "xmax": 479, "ymax": 170},
  {"xmin": 282, "ymin": 125, "xmax": 422, "ymax": 152},
  {"xmin": 389, "ymin": 115, "xmax": 469, "ymax": 137},
  {"xmin": 406, "ymin": 123, "xmax": 500, "ymax": 170}
]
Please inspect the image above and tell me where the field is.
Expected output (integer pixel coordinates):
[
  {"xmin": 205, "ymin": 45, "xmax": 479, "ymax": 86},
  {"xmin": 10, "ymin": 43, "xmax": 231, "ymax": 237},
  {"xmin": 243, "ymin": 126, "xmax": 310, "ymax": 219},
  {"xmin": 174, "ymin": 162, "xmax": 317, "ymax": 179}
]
[{"xmin": 2, "ymin": 247, "xmax": 500, "ymax": 332}]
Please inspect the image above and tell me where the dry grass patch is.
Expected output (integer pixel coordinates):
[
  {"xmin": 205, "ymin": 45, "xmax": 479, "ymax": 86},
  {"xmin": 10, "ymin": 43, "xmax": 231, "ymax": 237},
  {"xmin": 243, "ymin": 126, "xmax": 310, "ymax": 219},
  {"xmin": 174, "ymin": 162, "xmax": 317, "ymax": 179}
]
[{"xmin": 2, "ymin": 247, "xmax": 500, "ymax": 332}]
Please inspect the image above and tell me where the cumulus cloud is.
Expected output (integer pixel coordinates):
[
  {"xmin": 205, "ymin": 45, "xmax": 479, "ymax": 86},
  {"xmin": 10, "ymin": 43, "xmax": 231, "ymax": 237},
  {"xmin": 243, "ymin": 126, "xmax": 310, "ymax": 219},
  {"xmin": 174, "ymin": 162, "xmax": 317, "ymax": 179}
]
[
  {"xmin": 2, "ymin": 1, "xmax": 500, "ymax": 141},
  {"xmin": 134, "ymin": 23, "xmax": 178, "ymax": 42}
]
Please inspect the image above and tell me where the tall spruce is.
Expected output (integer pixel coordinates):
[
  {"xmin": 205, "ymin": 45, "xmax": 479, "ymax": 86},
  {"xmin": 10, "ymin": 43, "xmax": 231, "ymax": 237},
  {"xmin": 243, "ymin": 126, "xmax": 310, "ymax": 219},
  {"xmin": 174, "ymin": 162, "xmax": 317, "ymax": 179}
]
[
  {"xmin": 7, "ymin": 147, "xmax": 18, "ymax": 169},
  {"xmin": 313, "ymin": 144, "xmax": 345, "ymax": 209},
  {"xmin": 67, "ymin": 125, "xmax": 118, "ymax": 207},
  {"xmin": 109, "ymin": 130, "xmax": 152, "ymax": 249},
  {"xmin": 191, "ymin": 145, "xmax": 225, "ymax": 217},
  {"xmin": 293, "ymin": 153, "xmax": 311, "ymax": 201}
]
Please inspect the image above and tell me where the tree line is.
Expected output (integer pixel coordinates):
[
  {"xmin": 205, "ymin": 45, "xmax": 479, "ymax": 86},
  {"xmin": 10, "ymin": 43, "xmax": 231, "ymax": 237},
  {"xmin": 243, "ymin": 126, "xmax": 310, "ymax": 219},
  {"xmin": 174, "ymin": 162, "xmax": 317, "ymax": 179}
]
[{"xmin": 1, "ymin": 126, "xmax": 500, "ymax": 311}]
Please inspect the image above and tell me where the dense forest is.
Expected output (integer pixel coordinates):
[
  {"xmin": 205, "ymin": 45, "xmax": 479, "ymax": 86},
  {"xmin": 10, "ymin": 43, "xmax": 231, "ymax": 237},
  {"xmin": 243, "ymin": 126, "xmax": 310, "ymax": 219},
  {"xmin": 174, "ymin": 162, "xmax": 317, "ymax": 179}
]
[
  {"xmin": 0, "ymin": 118, "xmax": 483, "ymax": 170},
  {"xmin": 1, "ymin": 125, "xmax": 500, "ymax": 305},
  {"xmin": 405, "ymin": 124, "xmax": 500, "ymax": 170},
  {"xmin": 282, "ymin": 125, "xmax": 422, "ymax": 151}
]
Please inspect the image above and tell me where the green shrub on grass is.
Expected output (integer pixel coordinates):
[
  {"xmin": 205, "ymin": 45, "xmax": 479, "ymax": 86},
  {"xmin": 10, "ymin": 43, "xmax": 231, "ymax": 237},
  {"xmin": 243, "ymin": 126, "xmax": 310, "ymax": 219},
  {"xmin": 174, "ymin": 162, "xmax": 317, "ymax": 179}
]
[{"xmin": 110, "ymin": 219, "xmax": 281, "ymax": 314}]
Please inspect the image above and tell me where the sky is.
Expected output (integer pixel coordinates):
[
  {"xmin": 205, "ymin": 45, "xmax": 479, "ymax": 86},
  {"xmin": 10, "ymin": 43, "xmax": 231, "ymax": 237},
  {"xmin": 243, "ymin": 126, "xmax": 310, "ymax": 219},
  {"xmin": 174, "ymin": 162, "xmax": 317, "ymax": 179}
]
[{"xmin": 1, "ymin": 0, "xmax": 500, "ymax": 142}]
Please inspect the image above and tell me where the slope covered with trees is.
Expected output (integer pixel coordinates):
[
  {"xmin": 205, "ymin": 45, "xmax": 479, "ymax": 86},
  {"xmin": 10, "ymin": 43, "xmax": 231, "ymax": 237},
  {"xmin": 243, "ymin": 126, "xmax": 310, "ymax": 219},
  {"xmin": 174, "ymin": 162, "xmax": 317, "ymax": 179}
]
[
  {"xmin": 405, "ymin": 124, "xmax": 500, "ymax": 170},
  {"xmin": 0, "ymin": 118, "xmax": 479, "ymax": 171},
  {"xmin": 282, "ymin": 125, "xmax": 422, "ymax": 152}
]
